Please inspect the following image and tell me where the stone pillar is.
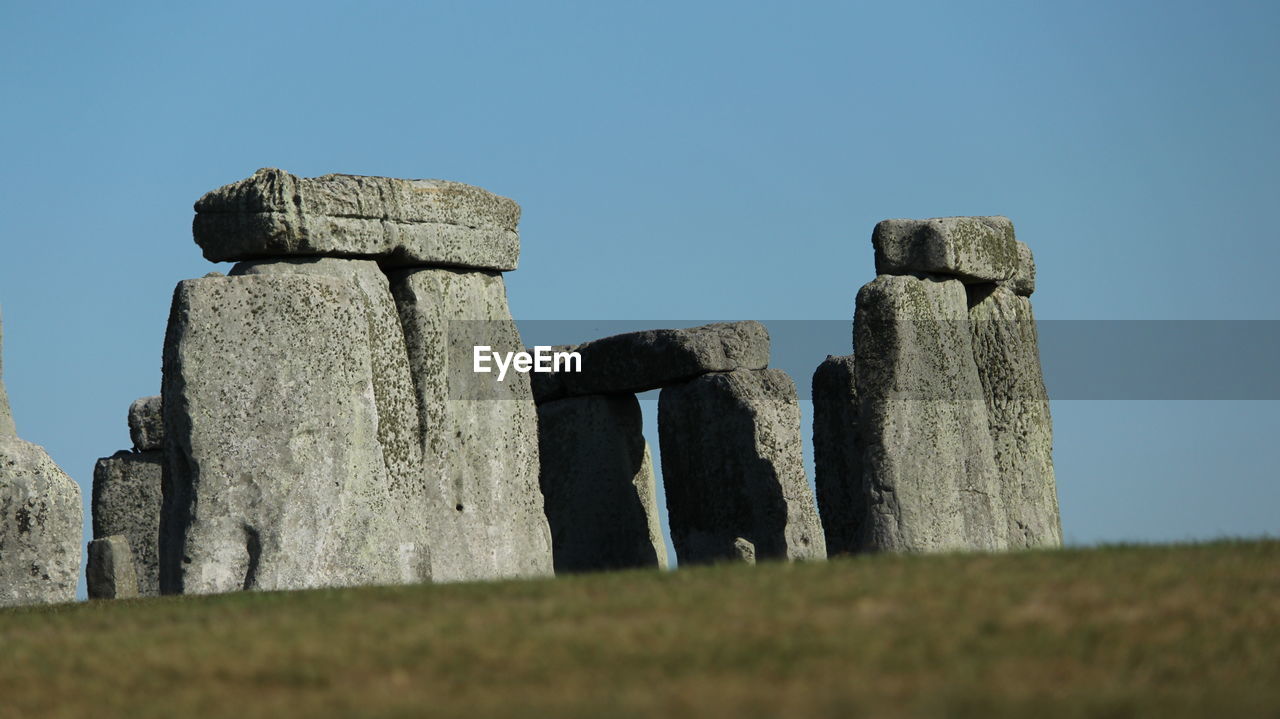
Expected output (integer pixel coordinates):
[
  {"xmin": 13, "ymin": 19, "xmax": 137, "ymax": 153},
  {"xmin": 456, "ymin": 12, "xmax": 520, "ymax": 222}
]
[
  {"xmin": 93, "ymin": 450, "xmax": 163, "ymax": 596},
  {"xmin": 161, "ymin": 274, "xmax": 409, "ymax": 594},
  {"xmin": 658, "ymin": 368, "xmax": 826, "ymax": 565},
  {"xmin": 87, "ymin": 535, "xmax": 140, "ymax": 600},
  {"xmin": 811, "ymin": 354, "xmax": 866, "ymax": 555},
  {"xmin": 391, "ymin": 268, "xmax": 553, "ymax": 582},
  {"xmin": 537, "ymin": 393, "xmax": 667, "ymax": 573}
]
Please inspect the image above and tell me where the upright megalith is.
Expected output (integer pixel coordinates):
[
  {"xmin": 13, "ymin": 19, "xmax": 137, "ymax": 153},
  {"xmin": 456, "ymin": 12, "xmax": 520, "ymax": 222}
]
[
  {"xmin": 161, "ymin": 274, "xmax": 411, "ymax": 594},
  {"xmin": 968, "ymin": 283, "xmax": 1060, "ymax": 547},
  {"xmin": 537, "ymin": 394, "xmax": 667, "ymax": 573},
  {"xmin": 854, "ymin": 274, "xmax": 1007, "ymax": 552},
  {"xmin": 659, "ymin": 368, "xmax": 826, "ymax": 565},
  {"xmin": 390, "ymin": 268, "xmax": 553, "ymax": 582},
  {"xmin": 194, "ymin": 168, "xmax": 521, "ymax": 270},
  {"xmin": 531, "ymin": 321, "xmax": 770, "ymax": 403},
  {"xmin": 811, "ymin": 354, "xmax": 865, "ymax": 556},
  {"xmin": 87, "ymin": 535, "xmax": 139, "ymax": 600},
  {"xmin": 93, "ymin": 448, "xmax": 164, "ymax": 596}
]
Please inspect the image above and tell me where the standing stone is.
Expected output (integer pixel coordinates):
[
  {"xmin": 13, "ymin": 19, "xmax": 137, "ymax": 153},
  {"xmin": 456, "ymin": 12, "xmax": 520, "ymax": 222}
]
[
  {"xmin": 531, "ymin": 322, "xmax": 771, "ymax": 403},
  {"xmin": 1, "ymin": 435, "xmax": 82, "ymax": 607},
  {"xmin": 390, "ymin": 268, "xmax": 553, "ymax": 582},
  {"xmin": 811, "ymin": 354, "xmax": 866, "ymax": 555},
  {"xmin": 873, "ymin": 216, "xmax": 1020, "ymax": 283},
  {"xmin": 161, "ymin": 274, "xmax": 409, "ymax": 594},
  {"xmin": 87, "ymin": 535, "xmax": 140, "ymax": 600},
  {"xmin": 854, "ymin": 274, "xmax": 1007, "ymax": 553},
  {"xmin": 92, "ymin": 450, "xmax": 164, "ymax": 596},
  {"xmin": 194, "ymin": 168, "xmax": 521, "ymax": 270},
  {"xmin": 230, "ymin": 257, "xmax": 429, "ymax": 579},
  {"xmin": 658, "ymin": 368, "xmax": 826, "ymax": 565},
  {"xmin": 128, "ymin": 396, "xmax": 164, "ymax": 452},
  {"xmin": 968, "ymin": 284, "xmax": 1061, "ymax": 547},
  {"xmin": 0, "ymin": 310, "xmax": 14, "ymax": 438},
  {"xmin": 537, "ymin": 394, "xmax": 667, "ymax": 573}
]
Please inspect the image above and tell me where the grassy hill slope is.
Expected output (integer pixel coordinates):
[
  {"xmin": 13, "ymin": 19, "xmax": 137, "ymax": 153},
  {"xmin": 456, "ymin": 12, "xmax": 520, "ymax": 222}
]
[{"xmin": 2, "ymin": 541, "xmax": 1277, "ymax": 718}]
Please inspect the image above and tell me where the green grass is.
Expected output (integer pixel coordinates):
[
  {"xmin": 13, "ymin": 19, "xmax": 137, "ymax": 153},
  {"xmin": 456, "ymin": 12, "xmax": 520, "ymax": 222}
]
[{"xmin": 2, "ymin": 541, "xmax": 1278, "ymax": 718}]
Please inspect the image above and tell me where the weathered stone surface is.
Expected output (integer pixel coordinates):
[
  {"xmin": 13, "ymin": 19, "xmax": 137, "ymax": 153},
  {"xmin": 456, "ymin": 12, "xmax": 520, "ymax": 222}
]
[
  {"xmin": 128, "ymin": 396, "xmax": 163, "ymax": 452},
  {"xmin": 1, "ymin": 435, "xmax": 81, "ymax": 607},
  {"xmin": 87, "ymin": 535, "xmax": 139, "ymax": 600},
  {"xmin": 854, "ymin": 274, "xmax": 1007, "ymax": 553},
  {"xmin": 92, "ymin": 450, "xmax": 164, "ymax": 596},
  {"xmin": 390, "ymin": 268, "xmax": 553, "ymax": 582},
  {"xmin": 658, "ymin": 368, "xmax": 826, "ymax": 565},
  {"xmin": 968, "ymin": 284, "xmax": 1061, "ymax": 548},
  {"xmin": 537, "ymin": 394, "xmax": 667, "ymax": 573},
  {"xmin": 811, "ymin": 354, "xmax": 866, "ymax": 556},
  {"xmin": 873, "ymin": 216, "xmax": 1019, "ymax": 283},
  {"xmin": 532, "ymin": 322, "xmax": 771, "ymax": 403},
  {"xmin": 194, "ymin": 168, "xmax": 520, "ymax": 270},
  {"xmin": 0, "ymin": 309, "xmax": 15, "ymax": 437},
  {"xmin": 230, "ymin": 258, "xmax": 428, "ymax": 574},
  {"xmin": 161, "ymin": 274, "xmax": 411, "ymax": 595},
  {"xmin": 1003, "ymin": 240, "xmax": 1036, "ymax": 297}
]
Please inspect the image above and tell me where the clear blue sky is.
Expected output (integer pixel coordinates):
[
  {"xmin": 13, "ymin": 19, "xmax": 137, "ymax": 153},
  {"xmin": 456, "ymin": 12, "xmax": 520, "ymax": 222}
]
[{"xmin": 2, "ymin": 0, "xmax": 1277, "ymax": 580}]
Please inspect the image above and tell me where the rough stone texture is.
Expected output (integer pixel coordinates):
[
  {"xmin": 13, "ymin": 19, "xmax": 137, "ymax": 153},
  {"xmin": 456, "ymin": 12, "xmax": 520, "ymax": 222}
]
[
  {"xmin": 0, "ymin": 309, "xmax": 15, "ymax": 437},
  {"xmin": 873, "ymin": 216, "xmax": 1019, "ymax": 284},
  {"xmin": 161, "ymin": 274, "xmax": 411, "ymax": 595},
  {"xmin": 87, "ymin": 535, "xmax": 139, "ymax": 600},
  {"xmin": 531, "ymin": 322, "xmax": 771, "ymax": 403},
  {"xmin": 811, "ymin": 354, "xmax": 866, "ymax": 556},
  {"xmin": 854, "ymin": 274, "xmax": 1007, "ymax": 553},
  {"xmin": 1003, "ymin": 240, "xmax": 1036, "ymax": 297},
  {"xmin": 1, "ymin": 435, "xmax": 82, "ymax": 607},
  {"xmin": 658, "ymin": 368, "xmax": 826, "ymax": 565},
  {"xmin": 968, "ymin": 284, "xmax": 1061, "ymax": 548},
  {"xmin": 128, "ymin": 396, "xmax": 164, "ymax": 452},
  {"xmin": 230, "ymin": 257, "xmax": 428, "ymax": 575},
  {"xmin": 537, "ymin": 394, "xmax": 667, "ymax": 573},
  {"xmin": 194, "ymin": 168, "xmax": 520, "ymax": 270},
  {"xmin": 390, "ymin": 268, "xmax": 553, "ymax": 582},
  {"xmin": 92, "ymin": 450, "xmax": 164, "ymax": 596}
]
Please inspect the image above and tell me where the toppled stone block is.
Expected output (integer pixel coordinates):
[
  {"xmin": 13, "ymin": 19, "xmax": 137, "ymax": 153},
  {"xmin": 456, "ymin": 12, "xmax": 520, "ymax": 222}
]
[
  {"xmin": 658, "ymin": 368, "xmax": 826, "ymax": 565},
  {"xmin": 194, "ymin": 168, "xmax": 521, "ymax": 270},
  {"xmin": 87, "ymin": 535, "xmax": 139, "ymax": 600},
  {"xmin": 391, "ymin": 268, "xmax": 553, "ymax": 582},
  {"xmin": 537, "ymin": 394, "xmax": 667, "ymax": 573},
  {"xmin": 128, "ymin": 396, "xmax": 163, "ymax": 452},
  {"xmin": 854, "ymin": 274, "xmax": 1007, "ymax": 552},
  {"xmin": 92, "ymin": 450, "xmax": 164, "ymax": 596},
  {"xmin": 811, "ymin": 354, "xmax": 866, "ymax": 556},
  {"xmin": 873, "ymin": 216, "xmax": 1019, "ymax": 284},
  {"xmin": 968, "ymin": 284, "xmax": 1061, "ymax": 547},
  {"xmin": 0, "ymin": 309, "xmax": 15, "ymax": 437},
  {"xmin": 230, "ymin": 258, "xmax": 428, "ymax": 579},
  {"xmin": 161, "ymin": 274, "xmax": 410, "ymax": 594},
  {"xmin": 532, "ymin": 321, "xmax": 770, "ymax": 403},
  {"xmin": 1, "ymin": 435, "xmax": 82, "ymax": 607}
]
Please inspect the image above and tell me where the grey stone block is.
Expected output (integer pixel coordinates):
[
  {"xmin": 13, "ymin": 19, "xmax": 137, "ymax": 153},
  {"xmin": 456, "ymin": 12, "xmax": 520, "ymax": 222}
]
[
  {"xmin": 390, "ymin": 267, "xmax": 553, "ymax": 582},
  {"xmin": 87, "ymin": 535, "xmax": 139, "ymax": 600},
  {"xmin": 968, "ymin": 284, "xmax": 1061, "ymax": 548},
  {"xmin": 161, "ymin": 274, "xmax": 411, "ymax": 595},
  {"xmin": 537, "ymin": 394, "xmax": 667, "ymax": 573},
  {"xmin": 873, "ymin": 216, "xmax": 1020, "ymax": 283},
  {"xmin": 1, "ymin": 435, "xmax": 82, "ymax": 607},
  {"xmin": 658, "ymin": 368, "xmax": 826, "ymax": 565},
  {"xmin": 0, "ymin": 309, "xmax": 15, "ymax": 437},
  {"xmin": 128, "ymin": 396, "xmax": 163, "ymax": 452},
  {"xmin": 854, "ymin": 274, "xmax": 1007, "ymax": 553},
  {"xmin": 194, "ymin": 168, "xmax": 521, "ymax": 270},
  {"xmin": 92, "ymin": 450, "xmax": 164, "ymax": 596},
  {"xmin": 532, "ymin": 321, "xmax": 771, "ymax": 403},
  {"xmin": 1004, "ymin": 240, "xmax": 1036, "ymax": 297},
  {"xmin": 230, "ymin": 258, "xmax": 428, "ymax": 577},
  {"xmin": 811, "ymin": 354, "xmax": 867, "ymax": 556}
]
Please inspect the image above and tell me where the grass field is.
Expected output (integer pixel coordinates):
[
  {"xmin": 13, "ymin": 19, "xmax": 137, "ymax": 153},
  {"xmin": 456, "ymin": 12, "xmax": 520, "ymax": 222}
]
[{"xmin": 2, "ymin": 540, "xmax": 1277, "ymax": 718}]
